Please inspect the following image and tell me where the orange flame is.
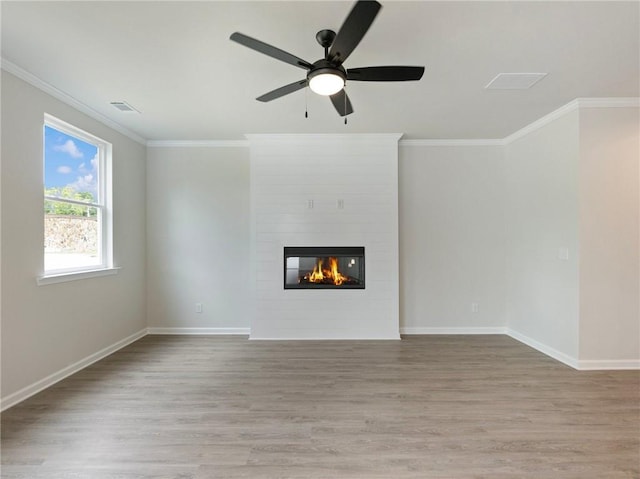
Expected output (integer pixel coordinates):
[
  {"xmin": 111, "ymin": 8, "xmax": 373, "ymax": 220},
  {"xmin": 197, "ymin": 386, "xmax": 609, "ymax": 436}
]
[
  {"xmin": 304, "ymin": 257, "xmax": 349, "ymax": 285},
  {"xmin": 306, "ymin": 258, "xmax": 326, "ymax": 282},
  {"xmin": 329, "ymin": 257, "xmax": 346, "ymax": 285}
]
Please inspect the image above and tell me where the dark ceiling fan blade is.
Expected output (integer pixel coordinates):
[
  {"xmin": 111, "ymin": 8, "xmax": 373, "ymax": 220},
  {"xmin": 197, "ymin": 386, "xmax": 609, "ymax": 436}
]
[
  {"xmin": 330, "ymin": 89, "xmax": 354, "ymax": 116},
  {"xmin": 230, "ymin": 32, "xmax": 314, "ymax": 70},
  {"xmin": 328, "ymin": 0, "xmax": 381, "ymax": 65},
  {"xmin": 256, "ymin": 79, "xmax": 308, "ymax": 102},
  {"xmin": 347, "ymin": 66, "xmax": 425, "ymax": 81}
]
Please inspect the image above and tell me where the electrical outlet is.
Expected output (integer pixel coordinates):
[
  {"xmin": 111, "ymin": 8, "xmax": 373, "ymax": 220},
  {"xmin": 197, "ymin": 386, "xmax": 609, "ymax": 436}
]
[
  {"xmin": 471, "ymin": 302, "xmax": 479, "ymax": 313},
  {"xmin": 195, "ymin": 303, "xmax": 203, "ymax": 313}
]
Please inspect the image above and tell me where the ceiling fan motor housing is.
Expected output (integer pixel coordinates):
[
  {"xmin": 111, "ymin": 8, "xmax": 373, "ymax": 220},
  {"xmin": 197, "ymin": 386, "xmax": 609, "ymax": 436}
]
[{"xmin": 308, "ymin": 60, "xmax": 346, "ymax": 83}]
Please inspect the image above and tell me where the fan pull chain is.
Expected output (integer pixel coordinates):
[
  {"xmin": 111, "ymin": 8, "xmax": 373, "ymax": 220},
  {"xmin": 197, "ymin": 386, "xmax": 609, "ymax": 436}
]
[{"xmin": 305, "ymin": 87, "xmax": 308, "ymax": 118}]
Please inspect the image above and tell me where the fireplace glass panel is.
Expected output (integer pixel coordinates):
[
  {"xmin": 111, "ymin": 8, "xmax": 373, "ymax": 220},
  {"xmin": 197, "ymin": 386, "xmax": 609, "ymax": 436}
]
[{"xmin": 284, "ymin": 247, "xmax": 365, "ymax": 289}]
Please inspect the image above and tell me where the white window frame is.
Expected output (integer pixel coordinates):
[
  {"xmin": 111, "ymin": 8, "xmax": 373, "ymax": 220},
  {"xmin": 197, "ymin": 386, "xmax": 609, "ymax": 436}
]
[{"xmin": 39, "ymin": 114, "xmax": 116, "ymax": 284}]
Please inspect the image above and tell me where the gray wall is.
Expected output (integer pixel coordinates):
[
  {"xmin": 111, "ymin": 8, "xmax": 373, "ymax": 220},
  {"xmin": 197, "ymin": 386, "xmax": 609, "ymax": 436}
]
[
  {"xmin": 1, "ymin": 71, "xmax": 147, "ymax": 400},
  {"xmin": 146, "ymin": 146, "xmax": 250, "ymax": 330},
  {"xmin": 578, "ymin": 107, "xmax": 639, "ymax": 362},
  {"xmin": 399, "ymin": 144, "xmax": 507, "ymax": 332},
  {"xmin": 505, "ymin": 110, "xmax": 581, "ymax": 360},
  {"xmin": 504, "ymin": 105, "xmax": 640, "ymax": 365}
]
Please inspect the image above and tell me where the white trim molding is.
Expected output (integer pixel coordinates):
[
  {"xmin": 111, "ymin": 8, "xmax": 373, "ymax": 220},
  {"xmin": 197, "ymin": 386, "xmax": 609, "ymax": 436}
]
[
  {"xmin": 400, "ymin": 139, "xmax": 503, "ymax": 147},
  {"xmin": 401, "ymin": 327, "xmax": 507, "ymax": 335},
  {"xmin": 249, "ymin": 335, "xmax": 402, "ymax": 340},
  {"xmin": 146, "ymin": 140, "xmax": 249, "ymax": 148},
  {"xmin": 401, "ymin": 328, "xmax": 639, "ymax": 370},
  {"xmin": 576, "ymin": 359, "xmax": 640, "ymax": 371},
  {"xmin": 503, "ymin": 97, "xmax": 640, "ymax": 145},
  {"xmin": 147, "ymin": 327, "xmax": 250, "ymax": 335},
  {"xmin": 576, "ymin": 97, "xmax": 640, "ymax": 108},
  {"xmin": 37, "ymin": 267, "xmax": 120, "ymax": 286},
  {"xmin": 506, "ymin": 329, "xmax": 640, "ymax": 370},
  {"xmin": 0, "ymin": 328, "xmax": 147, "ymax": 412},
  {"xmin": 1, "ymin": 58, "xmax": 146, "ymax": 145},
  {"xmin": 506, "ymin": 328, "xmax": 580, "ymax": 370},
  {"xmin": 246, "ymin": 133, "xmax": 403, "ymax": 144},
  {"xmin": 502, "ymin": 100, "xmax": 581, "ymax": 145}
]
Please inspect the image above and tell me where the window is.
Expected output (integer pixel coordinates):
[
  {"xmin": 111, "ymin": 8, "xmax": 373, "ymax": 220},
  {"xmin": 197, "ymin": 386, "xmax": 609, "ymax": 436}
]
[{"xmin": 43, "ymin": 114, "xmax": 112, "ymax": 277}]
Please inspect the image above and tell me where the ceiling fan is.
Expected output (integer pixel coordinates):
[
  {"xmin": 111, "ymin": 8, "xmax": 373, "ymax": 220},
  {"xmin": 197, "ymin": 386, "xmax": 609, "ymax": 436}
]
[{"xmin": 230, "ymin": 0, "xmax": 425, "ymax": 118}]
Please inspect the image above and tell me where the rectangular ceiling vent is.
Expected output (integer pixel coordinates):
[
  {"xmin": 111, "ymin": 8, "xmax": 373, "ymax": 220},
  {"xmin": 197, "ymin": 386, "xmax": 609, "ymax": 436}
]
[
  {"xmin": 485, "ymin": 73, "xmax": 547, "ymax": 90},
  {"xmin": 110, "ymin": 101, "xmax": 140, "ymax": 113}
]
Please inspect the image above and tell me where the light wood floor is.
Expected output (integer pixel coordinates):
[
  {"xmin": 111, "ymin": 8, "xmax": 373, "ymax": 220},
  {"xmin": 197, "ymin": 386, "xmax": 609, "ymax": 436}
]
[{"xmin": 1, "ymin": 335, "xmax": 639, "ymax": 478}]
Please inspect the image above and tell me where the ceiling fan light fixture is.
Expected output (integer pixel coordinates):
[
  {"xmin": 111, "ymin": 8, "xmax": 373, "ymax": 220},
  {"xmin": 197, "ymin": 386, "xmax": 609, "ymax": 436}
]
[
  {"xmin": 230, "ymin": 0, "xmax": 424, "ymax": 116},
  {"xmin": 308, "ymin": 70, "xmax": 345, "ymax": 96}
]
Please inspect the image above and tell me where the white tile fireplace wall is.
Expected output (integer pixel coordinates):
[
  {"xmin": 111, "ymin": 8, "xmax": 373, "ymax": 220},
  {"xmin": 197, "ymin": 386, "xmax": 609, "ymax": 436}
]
[{"xmin": 248, "ymin": 134, "xmax": 401, "ymax": 339}]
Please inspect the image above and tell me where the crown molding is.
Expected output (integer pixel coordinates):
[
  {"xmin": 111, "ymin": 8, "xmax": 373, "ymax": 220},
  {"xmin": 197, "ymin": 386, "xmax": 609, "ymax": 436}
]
[
  {"xmin": 503, "ymin": 97, "xmax": 639, "ymax": 145},
  {"xmin": 502, "ymin": 99, "xmax": 580, "ymax": 145},
  {"xmin": 576, "ymin": 97, "xmax": 640, "ymax": 108},
  {"xmin": 1, "ymin": 58, "xmax": 147, "ymax": 145},
  {"xmin": 400, "ymin": 139, "xmax": 504, "ymax": 147},
  {"xmin": 147, "ymin": 140, "xmax": 249, "ymax": 148},
  {"xmin": 150, "ymin": 135, "xmax": 404, "ymax": 148},
  {"xmin": 245, "ymin": 133, "xmax": 404, "ymax": 143}
]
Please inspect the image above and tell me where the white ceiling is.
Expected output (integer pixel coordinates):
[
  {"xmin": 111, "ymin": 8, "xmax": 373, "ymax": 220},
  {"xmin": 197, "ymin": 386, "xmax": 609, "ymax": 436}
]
[{"xmin": 2, "ymin": 1, "xmax": 638, "ymax": 141}]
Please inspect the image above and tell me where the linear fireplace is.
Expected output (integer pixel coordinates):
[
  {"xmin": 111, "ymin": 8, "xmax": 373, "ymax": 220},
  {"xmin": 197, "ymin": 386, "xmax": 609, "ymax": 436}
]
[{"xmin": 284, "ymin": 247, "xmax": 365, "ymax": 289}]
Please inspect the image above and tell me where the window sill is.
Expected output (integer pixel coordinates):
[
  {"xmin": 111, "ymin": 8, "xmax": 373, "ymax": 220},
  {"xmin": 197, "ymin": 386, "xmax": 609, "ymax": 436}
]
[{"xmin": 37, "ymin": 267, "xmax": 121, "ymax": 286}]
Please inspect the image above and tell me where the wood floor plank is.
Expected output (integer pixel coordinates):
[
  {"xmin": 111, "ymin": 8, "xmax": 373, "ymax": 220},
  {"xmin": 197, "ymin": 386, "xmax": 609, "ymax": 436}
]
[{"xmin": 2, "ymin": 335, "xmax": 638, "ymax": 478}]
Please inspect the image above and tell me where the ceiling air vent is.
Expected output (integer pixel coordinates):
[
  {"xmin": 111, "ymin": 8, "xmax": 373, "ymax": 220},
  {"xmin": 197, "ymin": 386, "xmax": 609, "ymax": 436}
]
[
  {"xmin": 110, "ymin": 101, "xmax": 140, "ymax": 113},
  {"xmin": 485, "ymin": 73, "xmax": 547, "ymax": 90}
]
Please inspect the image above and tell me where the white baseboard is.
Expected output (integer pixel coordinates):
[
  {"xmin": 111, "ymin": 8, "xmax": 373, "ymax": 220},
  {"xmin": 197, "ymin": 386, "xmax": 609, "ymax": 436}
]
[
  {"xmin": 249, "ymin": 336, "xmax": 402, "ymax": 340},
  {"xmin": 399, "ymin": 327, "xmax": 640, "ymax": 370},
  {"xmin": 576, "ymin": 359, "xmax": 640, "ymax": 370},
  {"xmin": 147, "ymin": 327, "xmax": 250, "ymax": 335},
  {"xmin": 0, "ymin": 328, "xmax": 147, "ymax": 412},
  {"xmin": 4, "ymin": 325, "xmax": 636, "ymax": 411},
  {"xmin": 506, "ymin": 329, "xmax": 640, "ymax": 370},
  {"xmin": 506, "ymin": 328, "xmax": 580, "ymax": 369},
  {"xmin": 401, "ymin": 327, "xmax": 507, "ymax": 335}
]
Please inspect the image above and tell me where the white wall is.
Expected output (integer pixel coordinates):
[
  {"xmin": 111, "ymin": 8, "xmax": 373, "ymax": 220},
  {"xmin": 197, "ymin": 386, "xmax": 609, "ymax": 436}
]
[
  {"xmin": 1, "ymin": 71, "xmax": 147, "ymax": 403},
  {"xmin": 249, "ymin": 134, "xmax": 400, "ymax": 339},
  {"xmin": 146, "ymin": 146, "xmax": 250, "ymax": 331},
  {"xmin": 578, "ymin": 107, "xmax": 639, "ymax": 362},
  {"xmin": 504, "ymin": 109, "xmax": 581, "ymax": 360},
  {"xmin": 137, "ymin": 102, "xmax": 640, "ymax": 366},
  {"xmin": 399, "ymin": 144, "xmax": 506, "ymax": 333},
  {"xmin": 145, "ymin": 141, "xmax": 508, "ymax": 337},
  {"xmin": 503, "ymin": 103, "xmax": 640, "ymax": 367}
]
